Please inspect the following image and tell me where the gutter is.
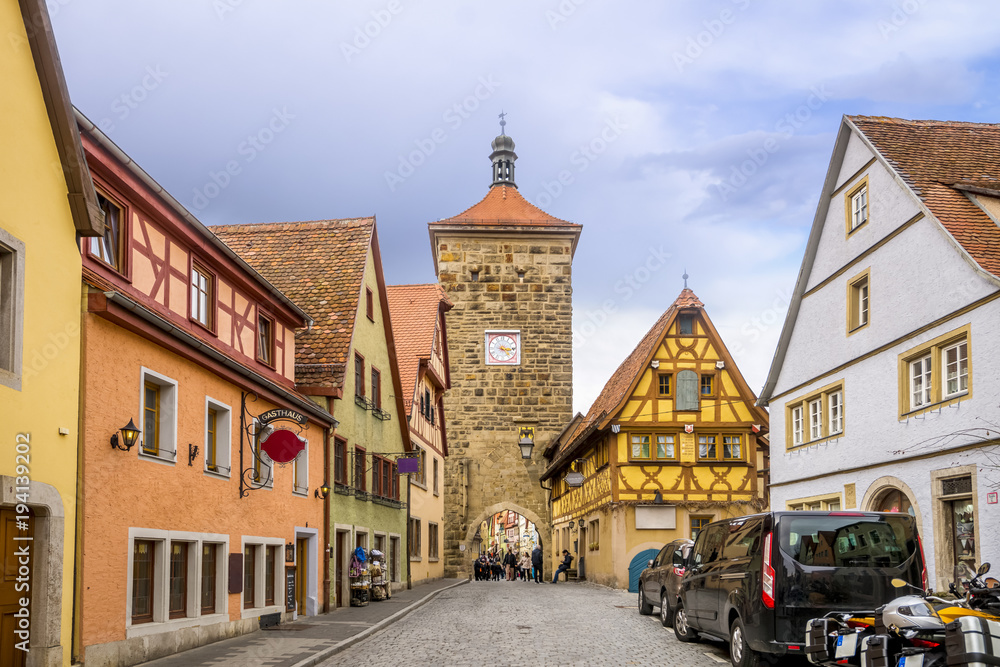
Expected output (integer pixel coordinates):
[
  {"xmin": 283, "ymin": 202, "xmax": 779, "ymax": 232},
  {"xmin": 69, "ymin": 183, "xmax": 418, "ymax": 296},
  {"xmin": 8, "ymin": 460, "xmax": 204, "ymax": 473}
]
[
  {"xmin": 74, "ymin": 108, "xmax": 313, "ymax": 328},
  {"xmin": 102, "ymin": 290, "xmax": 336, "ymax": 428}
]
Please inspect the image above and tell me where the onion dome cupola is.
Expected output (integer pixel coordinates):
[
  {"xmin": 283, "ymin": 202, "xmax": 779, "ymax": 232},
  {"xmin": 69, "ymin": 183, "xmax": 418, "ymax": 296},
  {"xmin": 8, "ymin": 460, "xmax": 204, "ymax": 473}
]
[{"xmin": 490, "ymin": 111, "xmax": 517, "ymax": 188}]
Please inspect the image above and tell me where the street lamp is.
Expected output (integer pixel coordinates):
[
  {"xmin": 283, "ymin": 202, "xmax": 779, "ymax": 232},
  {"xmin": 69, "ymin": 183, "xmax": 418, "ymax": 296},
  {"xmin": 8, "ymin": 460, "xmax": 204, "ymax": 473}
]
[
  {"xmin": 518, "ymin": 427, "xmax": 534, "ymax": 459},
  {"xmin": 314, "ymin": 481, "xmax": 331, "ymax": 499},
  {"xmin": 111, "ymin": 418, "xmax": 141, "ymax": 451}
]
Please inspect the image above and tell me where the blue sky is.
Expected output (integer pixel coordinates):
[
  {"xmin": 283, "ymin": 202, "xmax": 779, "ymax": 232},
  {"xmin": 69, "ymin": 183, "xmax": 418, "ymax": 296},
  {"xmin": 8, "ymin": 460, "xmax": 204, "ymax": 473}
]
[{"xmin": 50, "ymin": 0, "xmax": 1000, "ymax": 414}]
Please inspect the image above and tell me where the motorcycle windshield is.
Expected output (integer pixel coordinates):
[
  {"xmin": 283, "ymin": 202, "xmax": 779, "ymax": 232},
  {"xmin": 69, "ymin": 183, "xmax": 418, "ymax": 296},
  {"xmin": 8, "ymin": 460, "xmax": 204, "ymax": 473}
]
[{"xmin": 774, "ymin": 514, "xmax": 923, "ymax": 642}]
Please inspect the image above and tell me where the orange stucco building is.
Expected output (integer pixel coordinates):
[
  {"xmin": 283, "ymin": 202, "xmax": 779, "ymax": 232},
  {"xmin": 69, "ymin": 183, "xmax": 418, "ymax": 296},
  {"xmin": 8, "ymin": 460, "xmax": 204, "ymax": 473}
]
[{"xmin": 74, "ymin": 114, "xmax": 337, "ymax": 667}]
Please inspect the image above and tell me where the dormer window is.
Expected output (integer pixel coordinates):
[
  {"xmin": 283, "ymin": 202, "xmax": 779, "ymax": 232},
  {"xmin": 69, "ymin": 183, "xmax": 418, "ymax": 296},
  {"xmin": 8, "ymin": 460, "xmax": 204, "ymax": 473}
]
[{"xmin": 678, "ymin": 315, "xmax": 694, "ymax": 335}]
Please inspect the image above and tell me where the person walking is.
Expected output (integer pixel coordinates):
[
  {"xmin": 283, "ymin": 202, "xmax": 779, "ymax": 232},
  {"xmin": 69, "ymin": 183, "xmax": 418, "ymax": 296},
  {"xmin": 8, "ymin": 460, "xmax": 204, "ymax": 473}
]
[
  {"xmin": 503, "ymin": 550, "xmax": 517, "ymax": 581},
  {"xmin": 518, "ymin": 551, "xmax": 531, "ymax": 582},
  {"xmin": 531, "ymin": 544, "xmax": 543, "ymax": 583},
  {"xmin": 551, "ymin": 549, "xmax": 573, "ymax": 583}
]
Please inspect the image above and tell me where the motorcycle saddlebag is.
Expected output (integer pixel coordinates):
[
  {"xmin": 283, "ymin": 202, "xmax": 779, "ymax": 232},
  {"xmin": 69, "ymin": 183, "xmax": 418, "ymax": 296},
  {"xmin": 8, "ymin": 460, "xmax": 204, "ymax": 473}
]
[
  {"xmin": 860, "ymin": 634, "xmax": 891, "ymax": 667},
  {"xmin": 805, "ymin": 618, "xmax": 837, "ymax": 664},
  {"xmin": 945, "ymin": 616, "xmax": 1000, "ymax": 667}
]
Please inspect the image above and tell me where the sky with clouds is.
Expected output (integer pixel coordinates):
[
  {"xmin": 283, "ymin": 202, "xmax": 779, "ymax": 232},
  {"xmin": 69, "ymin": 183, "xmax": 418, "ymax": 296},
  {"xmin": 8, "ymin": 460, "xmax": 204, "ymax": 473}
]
[{"xmin": 50, "ymin": 0, "xmax": 1000, "ymax": 415}]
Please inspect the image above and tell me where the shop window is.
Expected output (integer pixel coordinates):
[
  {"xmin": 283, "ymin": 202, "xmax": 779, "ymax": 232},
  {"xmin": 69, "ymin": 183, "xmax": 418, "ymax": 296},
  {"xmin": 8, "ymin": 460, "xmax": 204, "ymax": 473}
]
[
  {"xmin": 169, "ymin": 542, "xmax": 188, "ymax": 619},
  {"xmin": 265, "ymin": 546, "xmax": 276, "ymax": 606},
  {"xmin": 243, "ymin": 545, "xmax": 256, "ymax": 609},
  {"xmin": 872, "ymin": 487, "xmax": 914, "ymax": 516},
  {"xmin": 132, "ymin": 540, "xmax": 155, "ymax": 624},
  {"xmin": 201, "ymin": 543, "xmax": 218, "ymax": 615}
]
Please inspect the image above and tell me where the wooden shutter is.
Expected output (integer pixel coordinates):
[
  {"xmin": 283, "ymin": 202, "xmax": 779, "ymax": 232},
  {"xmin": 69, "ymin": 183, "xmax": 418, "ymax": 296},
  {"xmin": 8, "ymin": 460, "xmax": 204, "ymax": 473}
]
[{"xmin": 676, "ymin": 370, "xmax": 699, "ymax": 411}]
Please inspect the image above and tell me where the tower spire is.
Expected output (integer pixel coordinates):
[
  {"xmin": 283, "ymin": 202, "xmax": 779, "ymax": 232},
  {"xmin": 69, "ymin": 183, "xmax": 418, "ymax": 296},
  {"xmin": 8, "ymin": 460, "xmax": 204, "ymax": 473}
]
[{"xmin": 490, "ymin": 112, "xmax": 517, "ymax": 188}]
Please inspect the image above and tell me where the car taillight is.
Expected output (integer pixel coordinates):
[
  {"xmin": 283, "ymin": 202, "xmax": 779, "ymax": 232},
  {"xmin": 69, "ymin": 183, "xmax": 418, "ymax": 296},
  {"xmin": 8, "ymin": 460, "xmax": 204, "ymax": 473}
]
[
  {"xmin": 917, "ymin": 533, "xmax": 929, "ymax": 592},
  {"xmin": 673, "ymin": 567, "xmax": 685, "ymax": 577},
  {"xmin": 762, "ymin": 531, "xmax": 775, "ymax": 609}
]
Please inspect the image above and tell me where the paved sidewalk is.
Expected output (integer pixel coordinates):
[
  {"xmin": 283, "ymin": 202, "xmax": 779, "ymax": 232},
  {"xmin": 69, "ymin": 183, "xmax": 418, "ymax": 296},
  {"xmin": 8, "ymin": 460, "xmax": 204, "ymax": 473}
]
[{"xmin": 139, "ymin": 578, "xmax": 467, "ymax": 667}]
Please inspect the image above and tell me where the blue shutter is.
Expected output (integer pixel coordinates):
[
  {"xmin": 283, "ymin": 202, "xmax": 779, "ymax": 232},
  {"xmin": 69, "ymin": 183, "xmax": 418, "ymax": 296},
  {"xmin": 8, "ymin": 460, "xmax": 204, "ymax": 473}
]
[{"xmin": 676, "ymin": 370, "xmax": 699, "ymax": 411}]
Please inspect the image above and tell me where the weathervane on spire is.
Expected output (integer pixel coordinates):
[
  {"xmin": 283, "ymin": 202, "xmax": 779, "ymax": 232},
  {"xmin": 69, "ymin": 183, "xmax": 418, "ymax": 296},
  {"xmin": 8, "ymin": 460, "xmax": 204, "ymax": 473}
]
[
  {"xmin": 683, "ymin": 269, "xmax": 689, "ymax": 289},
  {"xmin": 498, "ymin": 110, "xmax": 507, "ymax": 135}
]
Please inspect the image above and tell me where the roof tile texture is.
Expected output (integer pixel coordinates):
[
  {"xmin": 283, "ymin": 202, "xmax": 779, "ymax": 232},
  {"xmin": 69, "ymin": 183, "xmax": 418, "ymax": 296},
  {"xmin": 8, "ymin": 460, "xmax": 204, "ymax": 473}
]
[
  {"xmin": 556, "ymin": 288, "xmax": 702, "ymax": 456},
  {"xmin": 212, "ymin": 218, "xmax": 374, "ymax": 389},
  {"xmin": 850, "ymin": 116, "xmax": 1000, "ymax": 278},
  {"xmin": 434, "ymin": 185, "xmax": 581, "ymax": 228},
  {"xmin": 386, "ymin": 284, "xmax": 452, "ymax": 417}
]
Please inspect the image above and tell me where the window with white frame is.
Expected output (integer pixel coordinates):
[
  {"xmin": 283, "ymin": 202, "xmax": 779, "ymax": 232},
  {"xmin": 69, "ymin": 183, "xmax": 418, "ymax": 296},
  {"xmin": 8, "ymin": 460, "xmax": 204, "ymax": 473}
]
[
  {"xmin": 828, "ymin": 390, "xmax": 843, "ymax": 435},
  {"xmin": 808, "ymin": 399, "xmax": 823, "ymax": 441},
  {"xmin": 204, "ymin": 398, "xmax": 232, "ymax": 477},
  {"xmin": 848, "ymin": 270, "xmax": 870, "ymax": 333},
  {"xmin": 786, "ymin": 381, "xmax": 844, "ymax": 449},
  {"xmin": 251, "ymin": 421, "xmax": 273, "ymax": 488},
  {"xmin": 128, "ymin": 530, "xmax": 228, "ymax": 630},
  {"xmin": 910, "ymin": 353, "xmax": 933, "ymax": 409},
  {"xmin": 851, "ymin": 185, "xmax": 868, "ymax": 231},
  {"xmin": 140, "ymin": 368, "xmax": 178, "ymax": 462},
  {"xmin": 191, "ymin": 263, "xmax": 214, "ymax": 329},
  {"xmin": 943, "ymin": 340, "xmax": 968, "ymax": 398},
  {"xmin": 791, "ymin": 406, "xmax": 804, "ymax": 446},
  {"xmin": 899, "ymin": 326, "xmax": 971, "ymax": 416},
  {"xmin": 0, "ymin": 229, "xmax": 25, "ymax": 391},
  {"xmin": 292, "ymin": 436, "xmax": 309, "ymax": 495}
]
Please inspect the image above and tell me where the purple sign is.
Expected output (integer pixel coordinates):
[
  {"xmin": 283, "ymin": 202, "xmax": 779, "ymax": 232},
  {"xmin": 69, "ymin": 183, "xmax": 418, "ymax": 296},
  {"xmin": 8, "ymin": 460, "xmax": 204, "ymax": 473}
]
[{"xmin": 396, "ymin": 457, "xmax": 420, "ymax": 474}]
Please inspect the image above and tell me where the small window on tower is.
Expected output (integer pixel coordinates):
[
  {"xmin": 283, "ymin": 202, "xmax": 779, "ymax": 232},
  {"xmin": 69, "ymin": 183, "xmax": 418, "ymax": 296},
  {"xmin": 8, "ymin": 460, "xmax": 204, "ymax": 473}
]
[
  {"xmin": 471, "ymin": 270, "xmax": 480, "ymax": 282},
  {"xmin": 679, "ymin": 315, "xmax": 694, "ymax": 335}
]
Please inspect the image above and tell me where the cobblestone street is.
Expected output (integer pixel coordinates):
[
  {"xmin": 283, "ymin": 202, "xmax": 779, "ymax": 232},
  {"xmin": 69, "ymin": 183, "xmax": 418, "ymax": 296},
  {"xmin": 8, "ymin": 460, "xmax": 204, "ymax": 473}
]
[{"xmin": 319, "ymin": 581, "xmax": 741, "ymax": 667}]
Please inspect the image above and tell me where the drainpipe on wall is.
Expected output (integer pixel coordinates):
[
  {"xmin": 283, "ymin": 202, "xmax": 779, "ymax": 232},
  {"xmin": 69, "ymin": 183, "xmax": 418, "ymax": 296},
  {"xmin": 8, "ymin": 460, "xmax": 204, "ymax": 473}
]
[
  {"xmin": 406, "ymin": 478, "xmax": 412, "ymax": 589},
  {"xmin": 323, "ymin": 420, "xmax": 331, "ymax": 613}
]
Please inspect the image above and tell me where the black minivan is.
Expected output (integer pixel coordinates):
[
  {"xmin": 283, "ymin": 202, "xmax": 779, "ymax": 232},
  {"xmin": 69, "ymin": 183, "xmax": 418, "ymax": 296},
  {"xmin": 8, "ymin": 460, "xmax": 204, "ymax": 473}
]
[{"xmin": 673, "ymin": 511, "xmax": 927, "ymax": 667}]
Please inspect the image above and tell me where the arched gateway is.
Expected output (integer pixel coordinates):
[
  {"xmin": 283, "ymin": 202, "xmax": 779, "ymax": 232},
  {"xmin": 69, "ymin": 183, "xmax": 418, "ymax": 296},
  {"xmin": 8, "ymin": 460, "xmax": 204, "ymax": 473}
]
[{"xmin": 430, "ymin": 123, "xmax": 582, "ymax": 580}]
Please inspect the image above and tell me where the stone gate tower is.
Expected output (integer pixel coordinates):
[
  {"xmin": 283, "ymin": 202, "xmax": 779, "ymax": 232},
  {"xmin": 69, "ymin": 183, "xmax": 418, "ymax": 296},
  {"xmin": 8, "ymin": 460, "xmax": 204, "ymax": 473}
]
[{"xmin": 428, "ymin": 126, "xmax": 581, "ymax": 577}]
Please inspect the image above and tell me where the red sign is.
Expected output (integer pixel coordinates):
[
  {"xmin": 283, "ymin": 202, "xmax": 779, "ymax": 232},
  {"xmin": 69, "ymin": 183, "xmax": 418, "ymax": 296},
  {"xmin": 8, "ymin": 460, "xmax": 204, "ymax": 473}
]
[
  {"xmin": 988, "ymin": 492, "xmax": 998, "ymax": 505},
  {"xmin": 260, "ymin": 429, "xmax": 305, "ymax": 464}
]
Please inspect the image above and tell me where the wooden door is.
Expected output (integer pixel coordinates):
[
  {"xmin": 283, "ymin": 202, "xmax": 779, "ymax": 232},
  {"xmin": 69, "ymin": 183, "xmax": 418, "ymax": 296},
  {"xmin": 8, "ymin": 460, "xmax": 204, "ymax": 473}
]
[
  {"xmin": 295, "ymin": 538, "xmax": 307, "ymax": 615},
  {"xmin": 1, "ymin": 508, "xmax": 32, "ymax": 667},
  {"xmin": 335, "ymin": 532, "xmax": 346, "ymax": 607}
]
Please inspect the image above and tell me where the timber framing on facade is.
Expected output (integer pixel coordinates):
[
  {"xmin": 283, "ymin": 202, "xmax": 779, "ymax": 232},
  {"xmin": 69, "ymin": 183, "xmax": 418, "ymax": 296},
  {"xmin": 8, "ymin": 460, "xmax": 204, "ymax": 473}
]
[{"xmin": 542, "ymin": 287, "xmax": 769, "ymax": 589}]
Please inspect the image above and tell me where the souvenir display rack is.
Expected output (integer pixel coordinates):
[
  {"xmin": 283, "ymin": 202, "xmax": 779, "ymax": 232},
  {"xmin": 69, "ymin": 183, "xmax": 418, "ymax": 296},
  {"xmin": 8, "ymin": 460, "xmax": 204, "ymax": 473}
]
[
  {"xmin": 369, "ymin": 549, "xmax": 390, "ymax": 601},
  {"xmin": 349, "ymin": 548, "xmax": 370, "ymax": 607}
]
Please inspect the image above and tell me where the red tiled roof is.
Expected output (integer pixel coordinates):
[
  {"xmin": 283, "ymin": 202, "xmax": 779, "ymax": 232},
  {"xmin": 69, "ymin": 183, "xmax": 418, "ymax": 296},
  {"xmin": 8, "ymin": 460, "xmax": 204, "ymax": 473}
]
[
  {"xmin": 849, "ymin": 116, "xmax": 1000, "ymax": 278},
  {"xmin": 433, "ymin": 185, "xmax": 581, "ymax": 228},
  {"xmin": 212, "ymin": 218, "xmax": 374, "ymax": 389},
  {"xmin": 557, "ymin": 288, "xmax": 702, "ymax": 456},
  {"xmin": 386, "ymin": 284, "xmax": 452, "ymax": 417}
]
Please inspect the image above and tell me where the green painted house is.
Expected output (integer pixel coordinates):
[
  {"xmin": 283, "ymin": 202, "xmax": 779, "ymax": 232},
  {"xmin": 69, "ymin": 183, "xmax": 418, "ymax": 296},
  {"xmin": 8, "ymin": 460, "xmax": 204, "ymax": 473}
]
[{"xmin": 215, "ymin": 217, "xmax": 411, "ymax": 609}]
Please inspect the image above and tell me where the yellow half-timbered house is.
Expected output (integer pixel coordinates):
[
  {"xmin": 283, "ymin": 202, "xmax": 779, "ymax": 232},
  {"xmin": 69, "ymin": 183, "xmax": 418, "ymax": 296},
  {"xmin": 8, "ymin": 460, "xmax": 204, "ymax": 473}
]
[{"xmin": 541, "ymin": 287, "xmax": 769, "ymax": 590}]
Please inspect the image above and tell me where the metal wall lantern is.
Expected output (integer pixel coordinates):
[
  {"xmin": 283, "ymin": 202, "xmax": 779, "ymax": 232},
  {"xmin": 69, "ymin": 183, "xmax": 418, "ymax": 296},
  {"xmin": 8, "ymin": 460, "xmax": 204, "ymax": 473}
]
[
  {"xmin": 518, "ymin": 426, "xmax": 535, "ymax": 460},
  {"xmin": 568, "ymin": 520, "xmax": 575, "ymax": 529},
  {"xmin": 111, "ymin": 418, "xmax": 141, "ymax": 451},
  {"xmin": 315, "ymin": 481, "xmax": 331, "ymax": 499}
]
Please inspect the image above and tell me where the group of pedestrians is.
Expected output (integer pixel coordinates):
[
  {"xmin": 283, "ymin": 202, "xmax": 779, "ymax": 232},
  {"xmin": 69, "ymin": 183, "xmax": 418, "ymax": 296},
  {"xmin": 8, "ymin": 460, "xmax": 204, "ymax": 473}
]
[
  {"xmin": 474, "ymin": 544, "xmax": 545, "ymax": 583},
  {"xmin": 473, "ymin": 545, "xmax": 574, "ymax": 584}
]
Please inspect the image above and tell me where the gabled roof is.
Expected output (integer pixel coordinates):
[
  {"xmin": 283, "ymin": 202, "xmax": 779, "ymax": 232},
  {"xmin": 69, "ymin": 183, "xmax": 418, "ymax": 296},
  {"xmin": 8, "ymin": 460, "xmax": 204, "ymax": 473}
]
[
  {"xmin": 544, "ymin": 288, "xmax": 770, "ymax": 479},
  {"xmin": 386, "ymin": 284, "xmax": 453, "ymax": 417},
  {"xmin": 848, "ymin": 116, "xmax": 1000, "ymax": 278},
  {"xmin": 759, "ymin": 116, "xmax": 1000, "ymax": 404},
  {"xmin": 213, "ymin": 218, "xmax": 374, "ymax": 389}
]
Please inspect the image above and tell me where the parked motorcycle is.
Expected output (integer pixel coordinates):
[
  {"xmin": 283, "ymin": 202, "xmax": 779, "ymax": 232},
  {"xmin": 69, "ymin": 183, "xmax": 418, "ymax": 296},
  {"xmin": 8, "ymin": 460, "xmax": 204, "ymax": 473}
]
[{"xmin": 804, "ymin": 562, "xmax": 1000, "ymax": 666}]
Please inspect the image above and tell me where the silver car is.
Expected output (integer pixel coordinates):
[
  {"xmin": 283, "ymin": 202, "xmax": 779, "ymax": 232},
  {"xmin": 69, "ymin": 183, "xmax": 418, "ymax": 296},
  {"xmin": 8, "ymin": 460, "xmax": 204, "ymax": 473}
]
[{"xmin": 638, "ymin": 538, "xmax": 693, "ymax": 627}]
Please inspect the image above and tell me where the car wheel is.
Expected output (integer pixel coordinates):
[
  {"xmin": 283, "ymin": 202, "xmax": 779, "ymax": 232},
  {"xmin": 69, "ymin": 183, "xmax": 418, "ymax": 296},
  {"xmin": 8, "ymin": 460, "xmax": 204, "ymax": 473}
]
[
  {"xmin": 638, "ymin": 587, "xmax": 653, "ymax": 615},
  {"xmin": 659, "ymin": 592, "xmax": 673, "ymax": 627},
  {"xmin": 729, "ymin": 617, "xmax": 760, "ymax": 667},
  {"xmin": 672, "ymin": 602, "xmax": 699, "ymax": 642}
]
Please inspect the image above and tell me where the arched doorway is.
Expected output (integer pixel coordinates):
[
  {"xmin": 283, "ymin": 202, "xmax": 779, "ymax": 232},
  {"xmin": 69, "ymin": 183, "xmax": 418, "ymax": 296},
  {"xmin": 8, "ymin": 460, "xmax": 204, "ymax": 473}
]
[
  {"xmin": 476, "ymin": 509, "xmax": 540, "ymax": 558},
  {"xmin": 628, "ymin": 550, "xmax": 659, "ymax": 593},
  {"xmin": 872, "ymin": 487, "xmax": 915, "ymax": 516}
]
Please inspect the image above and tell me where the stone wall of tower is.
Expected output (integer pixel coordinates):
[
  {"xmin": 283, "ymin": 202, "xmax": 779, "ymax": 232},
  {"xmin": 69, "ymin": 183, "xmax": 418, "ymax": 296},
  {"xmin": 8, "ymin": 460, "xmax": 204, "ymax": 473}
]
[{"xmin": 436, "ymin": 232, "xmax": 575, "ymax": 577}]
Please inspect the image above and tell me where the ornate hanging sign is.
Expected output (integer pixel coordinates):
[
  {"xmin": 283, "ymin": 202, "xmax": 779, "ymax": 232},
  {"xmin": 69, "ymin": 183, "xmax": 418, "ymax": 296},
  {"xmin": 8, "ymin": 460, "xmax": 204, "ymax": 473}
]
[
  {"xmin": 258, "ymin": 408, "xmax": 308, "ymax": 427},
  {"xmin": 260, "ymin": 428, "xmax": 306, "ymax": 464}
]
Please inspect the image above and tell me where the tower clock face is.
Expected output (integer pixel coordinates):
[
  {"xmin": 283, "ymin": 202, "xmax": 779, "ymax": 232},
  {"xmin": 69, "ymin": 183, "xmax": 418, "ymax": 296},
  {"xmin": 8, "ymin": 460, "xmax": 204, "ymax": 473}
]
[{"xmin": 485, "ymin": 330, "xmax": 521, "ymax": 365}]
